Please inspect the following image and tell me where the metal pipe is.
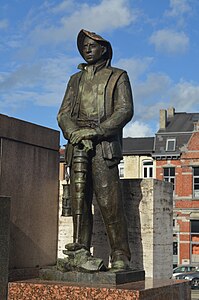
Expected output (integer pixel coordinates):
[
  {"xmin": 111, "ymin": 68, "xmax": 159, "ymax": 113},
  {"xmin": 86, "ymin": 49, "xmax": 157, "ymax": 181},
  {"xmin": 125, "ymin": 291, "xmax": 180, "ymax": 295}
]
[{"xmin": 73, "ymin": 144, "xmax": 88, "ymax": 244}]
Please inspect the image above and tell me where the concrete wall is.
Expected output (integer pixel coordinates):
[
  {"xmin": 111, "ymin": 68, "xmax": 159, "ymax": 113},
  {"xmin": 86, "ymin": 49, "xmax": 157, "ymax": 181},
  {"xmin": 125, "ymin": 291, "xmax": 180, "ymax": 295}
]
[
  {"xmin": 0, "ymin": 114, "xmax": 60, "ymax": 269},
  {"xmin": 57, "ymin": 180, "xmax": 73, "ymax": 258},
  {"xmin": 58, "ymin": 178, "xmax": 173, "ymax": 279},
  {"xmin": 123, "ymin": 155, "xmax": 156, "ymax": 179},
  {"xmin": 122, "ymin": 179, "xmax": 173, "ymax": 279},
  {"xmin": 0, "ymin": 196, "xmax": 10, "ymax": 299}
]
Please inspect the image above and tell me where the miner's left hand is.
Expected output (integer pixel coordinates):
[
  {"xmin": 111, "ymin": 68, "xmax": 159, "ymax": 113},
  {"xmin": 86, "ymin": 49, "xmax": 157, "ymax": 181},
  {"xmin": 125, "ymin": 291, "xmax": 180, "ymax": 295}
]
[
  {"xmin": 70, "ymin": 128, "xmax": 97, "ymax": 145},
  {"xmin": 81, "ymin": 140, "xmax": 93, "ymax": 152}
]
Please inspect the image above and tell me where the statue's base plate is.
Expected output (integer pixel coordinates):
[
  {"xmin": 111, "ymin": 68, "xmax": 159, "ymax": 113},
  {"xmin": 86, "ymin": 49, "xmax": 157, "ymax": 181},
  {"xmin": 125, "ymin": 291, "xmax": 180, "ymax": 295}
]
[{"xmin": 39, "ymin": 266, "xmax": 145, "ymax": 285}]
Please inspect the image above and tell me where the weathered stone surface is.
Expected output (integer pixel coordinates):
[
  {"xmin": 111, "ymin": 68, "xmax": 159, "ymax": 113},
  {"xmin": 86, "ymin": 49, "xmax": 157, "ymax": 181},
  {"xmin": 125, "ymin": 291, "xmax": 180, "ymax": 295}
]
[
  {"xmin": 122, "ymin": 179, "xmax": 173, "ymax": 279},
  {"xmin": 0, "ymin": 113, "xmax": 58, "ymax": 150},
  {"xmin": 8, "ymin": 268, "xmax": 40, "ymax": 282},
  {"xmin": 0, "ymin": 283, "xmax": 7, "ymax": 300},
  {"xmin": 0, "ymin": 196, "xmax": 11, "ymax": 300},
  {"xmin": 0, "ymin": 114, "xmax": 59, "ymax": 270},
  {"xmin": 8, "ymin": 278, "xmax": 191, "ymax": 300}
]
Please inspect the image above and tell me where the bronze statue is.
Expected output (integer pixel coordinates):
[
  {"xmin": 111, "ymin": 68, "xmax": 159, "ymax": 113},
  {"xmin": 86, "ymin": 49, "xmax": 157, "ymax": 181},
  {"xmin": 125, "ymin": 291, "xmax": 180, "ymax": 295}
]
[{"xmin": 57, "ymin": 29, "xmax": 134, "ymax": 272}]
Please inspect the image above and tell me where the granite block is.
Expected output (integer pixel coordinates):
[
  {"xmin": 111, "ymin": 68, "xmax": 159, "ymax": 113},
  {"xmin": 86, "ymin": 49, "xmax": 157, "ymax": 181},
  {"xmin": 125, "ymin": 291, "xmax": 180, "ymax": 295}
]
[
  {"xmin": 39, "ymin": 267, "xmax": 145, "ymax": 285},
  {"xmin": 0, "ymin": 237, "xmax": 9, "ymax": 258},
  {"xmin": 0, "ymin": 199, "xmax": 10, "ymax": 236},
  {"xmin": 9, "ymin": 268, "xmax": 40, "ymax": 282},
  {"xmin": 8, "ymin": 278, "xmax": 191, "ymax": 300},
  {"xmin": 0, "ymin": 196, "xmax": 11, "ymax": 300},
  {"xmin": 0, "ymin": 115, "xmax": 59, "ymax": 270},
  {"xmin": 0, "ymin": 113, "xmax": 59, "ymax": 149},
  {"xmin": 0, "ymin": 283, "xmax": 7, "ymax": 300},
  {"xmin": 0, "ymin": 261, "xmax": 9, "ymax": 282}
]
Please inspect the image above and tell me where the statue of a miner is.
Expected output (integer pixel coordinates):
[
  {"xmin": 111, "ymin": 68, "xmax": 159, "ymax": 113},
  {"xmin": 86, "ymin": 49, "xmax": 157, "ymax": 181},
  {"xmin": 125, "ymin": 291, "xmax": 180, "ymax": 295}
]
[{"xmin": 57, "ymin": 29, "xmax": 134, "ymax": 272}]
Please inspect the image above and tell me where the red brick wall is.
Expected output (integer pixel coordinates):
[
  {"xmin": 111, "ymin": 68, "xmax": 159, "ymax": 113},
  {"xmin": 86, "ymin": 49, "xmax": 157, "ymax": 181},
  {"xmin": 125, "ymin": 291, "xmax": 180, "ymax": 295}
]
[{"xmin": 156, "ymin": 132, "xmax": 199, "ymax": 263}]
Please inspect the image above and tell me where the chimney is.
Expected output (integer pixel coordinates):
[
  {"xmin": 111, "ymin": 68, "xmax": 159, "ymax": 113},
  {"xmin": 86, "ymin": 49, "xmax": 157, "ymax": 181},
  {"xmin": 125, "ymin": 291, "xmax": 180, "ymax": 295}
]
[
  {"xmin": 159, "ymin": 109, "xmax": 167, "ymax": 129},
  {"xmin": 167, "ymin": 107, "xmax": 175, "ymax": 118},
  {"xmin": 194, "ymin": 121, "xmax": 199, "ymax": 132}
]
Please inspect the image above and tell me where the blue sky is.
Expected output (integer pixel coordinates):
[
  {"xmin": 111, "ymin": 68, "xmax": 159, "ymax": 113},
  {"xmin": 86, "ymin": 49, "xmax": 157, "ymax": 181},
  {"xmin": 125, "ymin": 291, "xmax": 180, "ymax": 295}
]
[{"xmin": 1, "ymin": 0, "xmax": 199, "ymax": 146}]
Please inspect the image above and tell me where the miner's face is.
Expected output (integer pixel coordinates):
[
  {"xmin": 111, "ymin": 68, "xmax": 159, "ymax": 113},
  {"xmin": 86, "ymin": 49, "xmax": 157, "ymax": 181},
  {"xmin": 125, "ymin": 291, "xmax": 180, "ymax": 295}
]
[{"xmin": 82, "ymin": 37, "xmax": 106, "ymax": 65}]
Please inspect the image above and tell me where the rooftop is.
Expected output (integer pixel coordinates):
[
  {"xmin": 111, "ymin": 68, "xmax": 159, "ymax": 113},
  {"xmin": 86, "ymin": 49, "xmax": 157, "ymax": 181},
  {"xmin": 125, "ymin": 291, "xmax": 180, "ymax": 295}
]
[
  {"xmin": 123, "ymin": 137, "xmax": 154, "ymax": 155},
  {"xmin": 158, "ymin": 112, "xmax": 199, "ymax": 133}
]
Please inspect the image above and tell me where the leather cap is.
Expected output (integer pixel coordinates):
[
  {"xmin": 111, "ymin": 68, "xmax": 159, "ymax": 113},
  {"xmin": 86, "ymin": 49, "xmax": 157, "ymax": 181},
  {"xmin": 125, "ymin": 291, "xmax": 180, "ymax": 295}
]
[{"xmin": 77, "ymin": 29, "xmax": 113, "ymax": 61}]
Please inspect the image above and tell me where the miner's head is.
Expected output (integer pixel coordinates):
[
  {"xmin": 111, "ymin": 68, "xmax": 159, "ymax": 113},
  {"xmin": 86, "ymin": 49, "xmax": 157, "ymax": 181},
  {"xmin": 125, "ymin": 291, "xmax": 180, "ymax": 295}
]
[{"xmin": 77, "ymin": 29, "xmax": 112, "ymax": 65}]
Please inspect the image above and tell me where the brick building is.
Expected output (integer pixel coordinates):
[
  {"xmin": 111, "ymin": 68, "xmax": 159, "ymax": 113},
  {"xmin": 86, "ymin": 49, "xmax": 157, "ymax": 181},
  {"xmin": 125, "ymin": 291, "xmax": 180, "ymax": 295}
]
[{"xmin": 153, "ymin": 108, "xmax": 199, "ymax": 266}]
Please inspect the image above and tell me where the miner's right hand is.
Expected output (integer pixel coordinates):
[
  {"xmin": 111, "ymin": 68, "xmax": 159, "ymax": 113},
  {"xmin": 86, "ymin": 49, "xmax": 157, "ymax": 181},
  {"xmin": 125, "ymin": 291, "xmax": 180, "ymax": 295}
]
[{"xmin": 70, "ymin": 128, "xmax": 97, "ymax": 144}]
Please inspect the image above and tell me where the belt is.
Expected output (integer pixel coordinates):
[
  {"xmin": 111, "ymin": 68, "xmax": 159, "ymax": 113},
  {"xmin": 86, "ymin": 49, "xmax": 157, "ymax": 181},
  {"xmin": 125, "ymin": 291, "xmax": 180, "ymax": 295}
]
[{"xmin": 76, "ymin": 119, "xmax": 99, "ymax": 128}]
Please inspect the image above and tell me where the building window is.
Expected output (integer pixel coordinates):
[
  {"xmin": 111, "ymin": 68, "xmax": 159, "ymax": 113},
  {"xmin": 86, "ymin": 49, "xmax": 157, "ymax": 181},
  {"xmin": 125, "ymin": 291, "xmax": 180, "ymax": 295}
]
[
  {"xmin": 173, "ymin": 241, "xmax": 178, "ymax": 255},
  {"xmin": 194, "ymin": 121, "xmax": 199, "ymax": 132},
  {"xmin": 191, "ymin": 220, "xmax": 199, "ymax": 263},
  {"xmin": 61, "ymin": 164, "xmax": 70, "ymax": 182},
  {"xmin": 119, "ymin": 160, "xmax": 124, "ymax": 178},
  {"xmin": 142, "ymin": 160, "xmax": 153, "ymax": 178},
  {"xmin": 163, "ymin": 167, "xmax": 175, "ymax": 190},
  {"xmin": 166, "ymin": 138, "xmax": 176, "ymax": 151},
  {"xmin": 173, "ymin": 233, "xmax": 178, "ymax": 267},
  {"xmin": 193, "ymin": 167, "xmax": 199, "ymax": 198}
]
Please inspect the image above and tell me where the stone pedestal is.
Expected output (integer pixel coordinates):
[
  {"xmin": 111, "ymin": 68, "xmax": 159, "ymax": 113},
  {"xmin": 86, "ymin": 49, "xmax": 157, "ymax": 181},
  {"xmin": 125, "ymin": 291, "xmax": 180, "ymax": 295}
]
[
  {"xmin": 0, "ymin": 114, "xmax": 59, "ymax": 272},
  {"xmin": 0, "ymin": 196, "xmax": 11, "ymax": 300},
  {"xmin": 8, "ymin": 278, "xmax": 191, "ymax": 299}
]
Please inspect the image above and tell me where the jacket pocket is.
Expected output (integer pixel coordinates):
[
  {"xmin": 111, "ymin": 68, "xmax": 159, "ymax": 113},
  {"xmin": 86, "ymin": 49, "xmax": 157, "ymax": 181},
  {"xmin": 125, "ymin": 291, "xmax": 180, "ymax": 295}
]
[
  {"xmin": 110, "ymin": 140, "xmax": 122, "ymax": 159},
  {"xmin": 101, "ymin": 139, "xmax": 122, "ymax": 160}
]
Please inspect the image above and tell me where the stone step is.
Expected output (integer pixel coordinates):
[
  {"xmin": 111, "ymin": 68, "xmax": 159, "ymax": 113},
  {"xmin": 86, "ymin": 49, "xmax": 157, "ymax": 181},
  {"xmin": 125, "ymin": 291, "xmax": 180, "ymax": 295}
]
[{"xmin": 8, "ymin": 278, "xmax": 191, "ymax": 300}]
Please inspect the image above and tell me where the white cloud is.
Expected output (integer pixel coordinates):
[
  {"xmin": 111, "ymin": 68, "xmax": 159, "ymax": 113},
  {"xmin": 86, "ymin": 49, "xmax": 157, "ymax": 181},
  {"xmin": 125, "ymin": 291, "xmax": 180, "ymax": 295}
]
[
  {"xmin": 165, "ymin": 0, "xmax": 192, "ymax": 18},
  {"xmin": 116, "ymin": 57, "xmax": 153, "ymax": 81},
  {"xmin": 137, "ymin": 101, "xmax": 169, "ymax": 123},
  {"xmin": 170, "ymin": 80, "xmax": 199, "ymax": 111},
  {"xmin": 50, "ymin": 0, "xmax": 74, "ymax": 14},
  {"xmin": 149, "ymin": 29, "xmax": 189, "ymax": 54},
  {"xmin": 30, "ymin": 0, "xmax": 137, "ymax": 46},
  {"xmin": 134, "ymin": 73, "xmax": 171, "ymax": 103},
  {"xmin": 0, "ymin": 91, "xmax": 38, "ymax": 109},
  {"xmin": 164, "ymin": 0, "xmax": 193, "ymax": 27},
  {"xmin": 62, "ymin": 0, "xmax": 136, "ymax": 33},
  {"xmin": 134, "ymin": 77, "xmax": 199, "ymax": 124},
  {"xmin": 0, "ymin": 19, "xmax": 9, "ymax": 30},
  {"xmin": 0, "ymin": 64, "xmax": 43, "ymax": 90},
  {"xmin": 0, "ymin": 55, "xmax": 80, "ymax": 109},
  {"xmin": 124, "ymin": 120, "xmax": 153, "ymax": 137}
]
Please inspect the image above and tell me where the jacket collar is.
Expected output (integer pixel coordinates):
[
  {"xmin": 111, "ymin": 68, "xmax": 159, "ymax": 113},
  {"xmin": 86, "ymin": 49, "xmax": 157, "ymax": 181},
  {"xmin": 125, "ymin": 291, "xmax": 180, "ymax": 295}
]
[{"xmin": 77, "ymin": 59, "xmax": 110, "ymax": 74}]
